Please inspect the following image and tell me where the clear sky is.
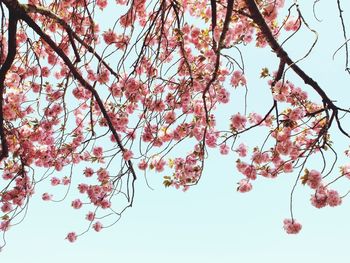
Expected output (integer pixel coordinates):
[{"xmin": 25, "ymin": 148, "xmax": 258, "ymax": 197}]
[{"xmin": 1, "ymin": 1, "xmax": 350, "ymax": 262}]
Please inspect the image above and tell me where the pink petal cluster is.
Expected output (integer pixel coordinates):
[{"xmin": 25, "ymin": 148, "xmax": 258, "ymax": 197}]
[
  {"xmin": 42, "ymin": 193, "xmax": 53, "ymax": 201},
  {"xmin": 0, "ymin": 0, "xmax": 348, "ymax": 244},
  {"xmin": 284, "ymin": 17, "xmax": 301, "ymax": 31},
  {"xmin": 237, "ymin": 179, "xmax": 252, "ymax": 193},
  {"xmin": 283, "ymin": 219, "xmax": 302, "ymax": 234},
  {"xmin": 66, "ymin": 232, "xmax": 77, "ymax": 243},
  {"xmin": 93, "ymin": 221, "xmax": 103, "ymax": 232},
  {"xmin": 310, "ymin": 187, "xmax": 342, "ymax": 208},
  {"xmin": 230, "ymin": 113, "xmax": 247, "ymax": 131},
  {"xmin": 306, "ymin": 170, "xmax": 322, "ymax": 189},
  {"xmin": 122, "ymin": 150, "xmax": 133, "ymax": 161},
  {"xmin": 71, "ymin": 199, "xmax": 83, "ymax": 209}
]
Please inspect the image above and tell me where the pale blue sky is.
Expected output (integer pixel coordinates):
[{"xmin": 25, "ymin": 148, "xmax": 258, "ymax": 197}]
[{"xmin": 1, "ymin": 1, "xmax": 350, "ymax": 262}]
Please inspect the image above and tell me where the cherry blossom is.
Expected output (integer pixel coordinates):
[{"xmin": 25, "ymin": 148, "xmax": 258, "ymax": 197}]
[
  {"xmin": 0, "ymin": 0, "xmax": 348, "ymax": 248},
  {"xmin": 66, "ymin": 232, "xmax": 77, "ymax": 243},
  {"xmin": 283, "ymin": 219, "xmax": 302, "ymax": 234}
]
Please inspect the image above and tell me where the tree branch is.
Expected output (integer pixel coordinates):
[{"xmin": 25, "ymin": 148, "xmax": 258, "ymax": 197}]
[
  {"xmin": 210, "ymin": 0, "xmax": 217, "ymax": 49},
  {"xmin": 0, "ymin": 10, "xmax": 18, "ymax": 161}
]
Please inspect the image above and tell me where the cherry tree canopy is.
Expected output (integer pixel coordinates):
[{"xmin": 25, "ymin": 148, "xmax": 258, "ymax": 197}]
[{"xmin": 0, "ymin": 0, "xmax": 349, "ymax": 247}]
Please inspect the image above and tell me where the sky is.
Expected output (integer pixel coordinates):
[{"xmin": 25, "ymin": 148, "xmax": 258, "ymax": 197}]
[{"xmin": 1, "ymin": 1, "xmax": 350, "ymax": 262}]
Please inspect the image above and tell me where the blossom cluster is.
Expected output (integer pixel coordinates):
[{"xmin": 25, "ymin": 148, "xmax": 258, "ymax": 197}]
[{"xmin": 0, "ymin": 0, "xmax": 346, "ymax": 245}]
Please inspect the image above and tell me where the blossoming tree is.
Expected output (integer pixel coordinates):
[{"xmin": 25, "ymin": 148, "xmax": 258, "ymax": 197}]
[{"xmin": 0, "ymin": 0, "xmax": 349, "ymax": 247}]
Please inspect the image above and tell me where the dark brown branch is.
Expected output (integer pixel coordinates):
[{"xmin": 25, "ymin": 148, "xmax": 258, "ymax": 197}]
[
  {"xmin": 271, "ymin": 58, "xmax": 285, "ymax": 86},
  {"xmin": 170, "ymin": 1, "xmax": 193, "ymax": 84},
  {"xmin": 335, "ymin": 110, "xmax": 350, "ymax": 137},
  {"xmin": 0, "ymin": 10, "xmax": 18, "ymax": 161},
  {"xmin": 67, "ymin": 31, "xmax": 81, "ymax": 63},
  {"xmin": 210, "ymin": 0, "xmax": 217, "ymax": 50},
  {"xmin": 203, "ymin": 0, "xmax": 234, "ymax": 112},
  {"xmin": 336, "ymin": 0, "xmax": 350, "ymax": 73},
  {"xmin": 218, "ymin": 0, "xmax": 234, "ymax": 49},
  {"xmin": 210, "ymin": 0, "xmax": 217, "ymax": 30}
]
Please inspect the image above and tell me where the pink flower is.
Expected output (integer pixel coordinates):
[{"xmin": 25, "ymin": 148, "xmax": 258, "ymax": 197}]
[
  {"xmin": 284, "ymin": 17, "xmax": 301, "ymax": 31},
  {"xmin": 93, "ymin": 146, "xmax": 103, "ymax": 157},
  {"xmin": 283, "ymin": 219, "xmax": 302, "ymax": 234},
  {"xmin": 205, "ymin": 133, "xmax": 217, "ymax": 148},
  {"xmin": 138, "ymin": 159, "xmax": 148, "ymax": 170},
  {"xmin": 102, "ymin": 29, "xmax": 117, "ymax": 44},
  {"xmin": 190, "ymin": 27, "xmax": 200, "ymax": 38},
  {"xmin": 327, "ymin": 189, "xmax": 342, "ymax": 207},
  {"xmin": 93, "ymin": 221, "xmax": 103, "ymax": 232},
  {"xmin": 230, "ymin": 70, "xmax": 246, "ymax": 87},
  {"xmin": 1, "ymin": 203, "xmax": 13, "ymax": 213},
  {"xmin": 164, "ymin": 111, "xmax": 176, "ymax": 124},
  {"xmin": 100, "ymin": 199, "xmax": 111, "ymax": 209},
  {"xmin": 155, "ymin": 159, "xmax": 166, "ymax": 172},
  {"xmin": 66, "ymin": 232, "xmax": 77, "ymax": 243},
  {"xmin": 283, "ymin": 162, "xmax": 293, "ymax": 173},
  {"xmin": 50, "ymin": 177, "xmax": 61, "ymax": 186},
  {"xmin": 219, "ymin": 144, "xmax": 230, "ymax": 155},
  {"xmin": 251, "ymin": 151, "xmax": 269, "ymax": 164},
  {"xmin": 78, "ymin": 183, "xmax": 88, "ymax": 194},
  {"xmin": 97, "ymin": 70, "xmax": 110, "ymax": 84},
  {"xmin": 84, "ymin": 167, "xmax": 94, "ymax": 177},
  {"xmin": 243, "ymin": 165, "xmax": 257, "ymax": 180},
  {"xmin": 341, "ymin": 164, "xmax": 350, "ymax": 179},
  {"xmin": 310, "ymin": 186, "xmax": 328, "ymax": 209},
  {"xmin": 123, "ymin": 149, "xmax": 133, "ymax": 161},
  {"xmin": 42, "ymin": 192, "xmax": 53, "ymax": 201},
  {"xmin": 0, "ymin": 221, "xmax": 10, "ymax": 232},
  {"xmin": 41, "ymin": 66, "xmax": 50, "ymax": 77},
  {"xmin": 96, "ymin": 0, "xmax": 107, "ymax": 9},
  {"xmin": 289, "ymin": 108, "xmax": 304, "ymax": 121},
  {"xmin": 235, "ymin": 143, "xmax": 247, "ymax": 157},
  {"xmin": 97, "ymin": 168, "xmax": 110, "ymax": 182},
  {"xmin": 248, "ymin": 112, "xmax": 263, "ymax": 125},
  {"xmin": 217, "ymin": 88, "xmax": 230, "ymax": 104},
  {"xmin": 307, "ymin": 170, "xmax": 322, "ymax": 189},
  {"xmin": 62, "ymin": 176, "xmax": 71, "ymax": 185},
  {"xmin": 230, "ymin": 113, "xmax": 247, "ymax": 131},
  {"xmin": 71, "ymin": 199, "xmax": 83, "ymax": 209},
  {"xmin": 237, "ymin": 179, "xmax": 252, "ymax": 193},
  {"xmin": 86, "ymin": 212, "xmax": 95, "ymax": 221},
  {"xmin": 2, "ymin": 172, "xmax": 13, "ymax": 180}
]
